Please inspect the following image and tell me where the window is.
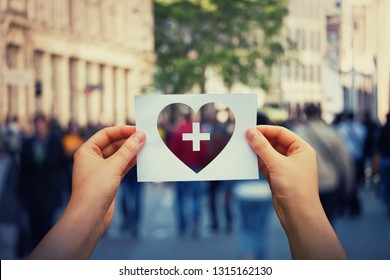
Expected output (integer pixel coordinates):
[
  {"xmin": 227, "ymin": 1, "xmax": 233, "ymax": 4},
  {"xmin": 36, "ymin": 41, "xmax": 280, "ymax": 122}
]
[
  {"xmin": 329, "ymin": 31, "xmax": 338, "ymax": 44},
  {"xmin": 6, "ymin": 45, "xmax": 19, "ymax": 116},
  {"xmin": 317, "ymin": 65, "xmax": 322, "ymax": 82},
  {"xmin": 6, "ymin": 44, "xmax": 18, "ymax": 69},
  {"xmin": 317, "ymin": 31, "xmax": 321, "ymax": 51},
  {"xmin": 309, "ymin": 65, "xmax": 314, "ymax": 82},
  {"xmin": 284, "ymin": 61, "xmax": 291, "ymax": 79},
  {"xmin": 296, "ymin": 29, "xmax": 301, "ymax": 49},
  {"xmin": 295, "ymin": 62, "xmax": 300, "ymax": 80},
  {"xmin": 311, "ymin": 31, "xmax": 315, "ymax": 50},
  {"xmin": 328, "ymin": 50, "xmax": 339, "ymax": 69}
]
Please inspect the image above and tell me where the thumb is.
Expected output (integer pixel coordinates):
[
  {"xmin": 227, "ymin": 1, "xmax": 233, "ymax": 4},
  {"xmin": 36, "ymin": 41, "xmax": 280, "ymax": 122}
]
[
  {"xmin": 246, "ymin": 127, "xmax": 279, "ymax": 166},
  {"xmin": 109, "ymin": 131, "xmax": 146, "ymax": 173}
]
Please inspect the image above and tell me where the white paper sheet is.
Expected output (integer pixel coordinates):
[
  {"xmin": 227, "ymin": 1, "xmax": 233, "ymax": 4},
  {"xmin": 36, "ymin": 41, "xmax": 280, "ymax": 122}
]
[{"xmin": 135, "ymin": 94, "xmax": 259, "ymax": 182}]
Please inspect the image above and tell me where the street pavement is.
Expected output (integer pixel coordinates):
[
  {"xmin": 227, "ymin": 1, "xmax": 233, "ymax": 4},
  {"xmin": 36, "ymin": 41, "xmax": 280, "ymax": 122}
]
[
  {"xmin": 92, "ymin": 182, "xmax": 390, "ymax": 260},
  {"xmin": 1, "ymin": 182, "xmax": 389, "ymax": 260}
]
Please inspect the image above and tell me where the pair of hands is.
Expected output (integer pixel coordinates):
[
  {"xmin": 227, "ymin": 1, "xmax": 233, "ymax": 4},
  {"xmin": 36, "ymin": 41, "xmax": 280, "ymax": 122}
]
[
  {"xmin": 30, "ymin": 125, "xmax": 347, "ymax": 259},
  {"xmin": 74, "ymin": 125, "xmax": 318, "ymax": 234}
]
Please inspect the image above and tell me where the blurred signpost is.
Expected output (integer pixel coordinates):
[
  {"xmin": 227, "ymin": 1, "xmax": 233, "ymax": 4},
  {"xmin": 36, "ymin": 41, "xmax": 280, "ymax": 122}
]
[{"xmin": 6, "ymin": 69, "xmax": 31, "ymax": 86}]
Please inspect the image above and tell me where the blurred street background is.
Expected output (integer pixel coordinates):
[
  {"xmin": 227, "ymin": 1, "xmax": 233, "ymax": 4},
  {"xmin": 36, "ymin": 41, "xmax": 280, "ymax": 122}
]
[
  {"xmin": 95, "ymin": 182, "xmax": 390, "ymax": 260},
  {"xmin": 2, "ymin": 181, "xmax": 390, "ymax": 259},
  {"xmin": 1, "ymin": 0, "xmax": 390, "ymax": 259}
]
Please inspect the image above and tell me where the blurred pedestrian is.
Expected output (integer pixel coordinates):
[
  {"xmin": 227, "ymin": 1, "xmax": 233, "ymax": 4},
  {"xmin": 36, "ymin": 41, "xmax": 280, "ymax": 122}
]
[
  {"xmin": 203, "ymin": 107, "xmax": 234, "ymax": 233},
  {"xmin": 1, "ymin": 114, "xmax": 22, "ymax": 182},
  {"xmin": 63, "ymin": 120, "xmax": 84, "ymax": 159},
  {"xmin": 119, "ymin": 119, "xmax": 143, "ymax": 238},
  {"xmin": 208, "ymin": 180, "xmax": 233, "ymax": 233},
  {"xmin": 49, "ymin": 117, "xmax": 64, "ymax": 139},
  {"xmin": 0, "ymin": 137, "xmax": 15, "ymax": 216},
  {"xmin": 293, "ymin": 104, "xmax": 354, "ymax": 224},
  {"xmin": 120, "ymin": 166, "xmax": 142, "ymax": 237},
  {"xmin": 378, "ymin": 112, "xmax": 390, "ymax": 215},
  {"xmin": 362, "ymin": 111, "xmax": 381, "ymax": 181},
  {"xmin": 234, "ymin": 113, "xmax": 272, "ymax": 259},
  {"xmin": 0, "ymin": 140, "xmax": 9, "ymax": 196},
  {"xmin": 234, "ymin": 180, "xmax": 272, "ymax": 259},
  {"xmin": 336, "ymin": 112, "xmax": 366, "ymax": 216},
  {"xmin": 82, "ymin": 122, "xmax": 100, "ymax": 141},
  {"xmin": 0, "ymin": 115, "xmax": 22, "ymax": 163},
  {"xmin": 0, "ymin": 115, "xmax": 22, "ymax": 198},
  {"xmin": 62, "ymin": 120, "xmax": 84, "ymax": 199},
  {"xmin": 18, "ymin": 114, "xmax": 70, "ymax": 252},
  {"xmin": 0, "ymin": 116, "xmax": 24, "ymax": 257},
  {"xmin": 337, "ymin": 112, "xmax": 367, "ymax": 187},
  {"xmin": 168, "ymin": 112, "xmax": 206, "ymax": 237}
]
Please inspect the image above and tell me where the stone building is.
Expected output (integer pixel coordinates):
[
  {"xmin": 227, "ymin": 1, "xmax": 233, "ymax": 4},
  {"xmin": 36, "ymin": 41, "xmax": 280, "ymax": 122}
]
[
  {"xmin": 340, "ymin": 0, "xmax": 390, "ymax": 123},
  {"xmin": 266, "ymin": 0, "xmax": 327, "ymax": 119},
  {"xmin": 326, "ymin": 1, "xmax": 341, "ymax": 71},
  {"xmin": 0, "ymin": 0, "xmax": 155, "ymax": 128}
]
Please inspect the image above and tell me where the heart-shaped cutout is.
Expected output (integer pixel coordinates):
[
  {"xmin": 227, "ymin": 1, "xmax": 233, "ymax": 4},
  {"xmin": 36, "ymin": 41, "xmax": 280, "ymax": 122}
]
[{"xmin": 157, "ymin": 102, "xmax": 235, "ymax": 173}]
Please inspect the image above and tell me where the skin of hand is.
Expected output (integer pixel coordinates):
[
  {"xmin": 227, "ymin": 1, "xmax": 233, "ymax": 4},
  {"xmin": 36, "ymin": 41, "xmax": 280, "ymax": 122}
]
[
  {"xmin": 246, "ymin": 125, "xmax": 347, "ymax": 260},
  {"xmin": 29, "ymin": 126, "xmax": 146, "ymax": 259}
]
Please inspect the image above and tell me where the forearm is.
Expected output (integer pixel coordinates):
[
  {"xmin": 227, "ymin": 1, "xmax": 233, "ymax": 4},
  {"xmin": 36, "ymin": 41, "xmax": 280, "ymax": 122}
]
[
  {"xmin": 28, "ymin": 198, "xmax": 106, "ymax": 260},
  {"xmin": 281, "ymin": 200, "xmax": 347, "ymax": 260}
]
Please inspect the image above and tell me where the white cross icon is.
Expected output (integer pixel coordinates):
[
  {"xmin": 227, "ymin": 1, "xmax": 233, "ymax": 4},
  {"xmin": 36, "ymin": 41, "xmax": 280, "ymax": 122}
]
[{"xmin": 182, "ymin": 122, "xmax": 210, "ymax": 151}]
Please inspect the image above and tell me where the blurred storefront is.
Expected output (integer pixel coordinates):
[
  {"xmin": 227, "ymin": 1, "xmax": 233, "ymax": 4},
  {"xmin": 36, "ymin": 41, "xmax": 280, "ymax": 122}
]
[{"xmin": 0, "ymin": 0, "xmax": 155, "ymax": 128}]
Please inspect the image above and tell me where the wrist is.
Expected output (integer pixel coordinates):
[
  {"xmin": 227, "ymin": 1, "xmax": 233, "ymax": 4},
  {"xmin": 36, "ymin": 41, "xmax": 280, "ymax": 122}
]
[
  {"xmin": 278, "ymin": 197, "xmax": 346, "ymax": 259},
  {"xmin": 66, "ymin": 194, "xmax": 107, "ymax": 237},
  {"xmin": 28, "ymin": 195, "xmax": 107, "ymax": 259},
  {"xmin": 280, "ymin": 196, "xmax": 326, "ymax": 234},
  {"xmin": 58, "ymin": 195, "xmax": 108, "ymax": 256}
]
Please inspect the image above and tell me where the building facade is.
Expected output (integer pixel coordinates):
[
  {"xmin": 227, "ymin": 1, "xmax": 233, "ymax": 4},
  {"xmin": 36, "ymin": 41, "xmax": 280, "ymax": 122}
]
[
  {"xmin": 322, "ymin": 0, "xmax": 344, "ymax": 118},
  {"xmin": 326, "ymin": 1, "xmax": 341, "ymax": 71},
  {"xmin": 376, "ymin": 0, "xmax": 390, "ymax": 123},
  {"xmin": 0, "ymin": 0, "xmax": 155, "ymax": 128},
  {"xmin": 340, "ymin": 0, "xmax": 376, "ymax": 118},
  {"xmin": 266, "ymin": 0, "xmax": 327, "ymax": 119},
  {"xmin": 340, "ymin": 0, "xmax": 390, "ymax": 122}
]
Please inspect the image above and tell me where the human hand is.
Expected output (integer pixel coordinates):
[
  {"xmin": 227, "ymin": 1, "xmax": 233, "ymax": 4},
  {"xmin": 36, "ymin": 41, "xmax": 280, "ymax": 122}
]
[
  {"xmin": 71, "ymin": 125, "xmax": 146, "ymax": 231},
  {"xmin": 246, "ymin": 125, "xmax": 347, "ymax": 259},
  {"xmin": 28, "ymin": 126, "xmax": 146, "ymax": 259},
  {"xmin": 246, "ymin": 125, "xmax": 319, "ymax": 222}
]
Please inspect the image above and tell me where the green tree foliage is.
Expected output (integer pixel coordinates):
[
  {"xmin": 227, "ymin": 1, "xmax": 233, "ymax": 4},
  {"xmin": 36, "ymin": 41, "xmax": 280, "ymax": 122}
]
[{"xmin": 155, "ymin": 0, "xmax": 288, "ymax": 94}]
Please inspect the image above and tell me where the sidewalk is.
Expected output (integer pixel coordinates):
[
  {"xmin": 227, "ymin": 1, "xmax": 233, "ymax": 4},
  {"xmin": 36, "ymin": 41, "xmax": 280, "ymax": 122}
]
[
  {"xmin": 335, "ymin": 187, "xmax": 390, "ymax": 259},
  {"xmin": 92, "ymin": 183, "xmax": 254, "ymax": 260},
  {"xmin": 92, "ymin": 184, "xmax": 390, "ymax": 260},
  {"xmin": 1, "ymin": 183, "xmax": 389, "ymax": 260}
]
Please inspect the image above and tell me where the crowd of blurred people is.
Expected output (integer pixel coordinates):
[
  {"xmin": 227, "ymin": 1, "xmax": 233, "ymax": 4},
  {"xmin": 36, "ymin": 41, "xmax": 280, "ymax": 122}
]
[
  {"xmin": 0, "ymin": 114, "xmax": 97, "ymax": 258},
  {"xmin": 0, "ymin": 104, "xmax": 390, "ymax": 259},
  {"xmin": 290, "ymin": 104, "xmax": 390, "ymax": 222}
]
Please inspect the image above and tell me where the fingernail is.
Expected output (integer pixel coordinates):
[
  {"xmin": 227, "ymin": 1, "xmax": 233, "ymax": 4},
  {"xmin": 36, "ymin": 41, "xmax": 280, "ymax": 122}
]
[
  {"xmin": 132, "ymin": 131, "xmax": 146, "ymax": 143},
  {"xmin": 247, "ymin": 128, "xmax": 260, "ymax": 142}
]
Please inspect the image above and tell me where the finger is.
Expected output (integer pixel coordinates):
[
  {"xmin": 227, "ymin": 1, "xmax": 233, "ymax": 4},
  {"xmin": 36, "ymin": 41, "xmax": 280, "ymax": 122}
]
[
  {"xmin": 101, "ymin": 139, "xmax": 127, "ymax": 159},
  {"xmin": 122, "ymin": 157, "xmax": 137, "ymax": 176},
  {"xmin": 246, "ymin": 127, "xmax": 280, "ymax": 166},
  {"xmin": 85, "ymin": 125, "xmax": 136, "ymax": 152},
  {"xmin": 108, "ymin": 131, "xmax": 146, "ymax": 174},
  {"xmin": 269, "ymin": 139, "xmax": 289, "ymax": 156},
  {"xmin": 258, "ymin": 157, "xmax": 270, "ymax": 181},
  {"xmin": 257, "ymin": 125, "xmax": 303, "ymax": 154}
]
